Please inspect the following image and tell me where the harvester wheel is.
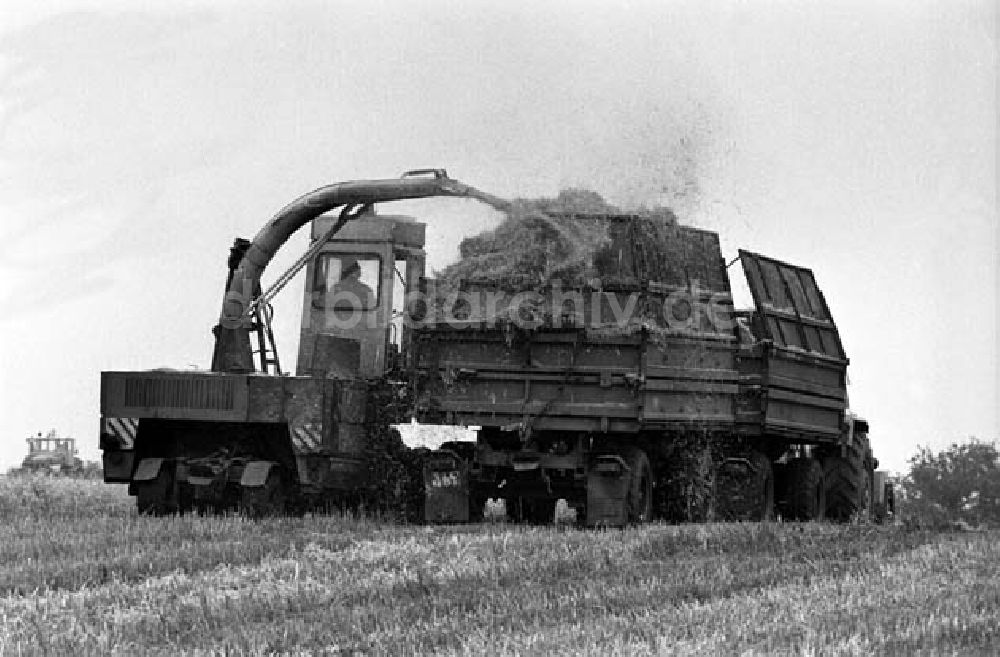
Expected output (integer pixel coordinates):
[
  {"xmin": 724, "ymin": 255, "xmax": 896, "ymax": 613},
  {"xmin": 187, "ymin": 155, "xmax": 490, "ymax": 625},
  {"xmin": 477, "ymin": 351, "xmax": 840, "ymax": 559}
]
[
  {"xmin": 136, "ymin": 464, "xmax": 176, "ymax": 516},
  {"xmin": 240, "ymin": 469, "xmax": 288, "ymax": 518},
  {"xmin": 781, "ymin": 458, "xmax": 825, "ymax": 521},
  {"xmin": 625, "ymin": 448, "xmax": 653, "ymax": 523},
  {"xmin": 715, "ymin": 450, "xmax": 774, "ymax": 522}
]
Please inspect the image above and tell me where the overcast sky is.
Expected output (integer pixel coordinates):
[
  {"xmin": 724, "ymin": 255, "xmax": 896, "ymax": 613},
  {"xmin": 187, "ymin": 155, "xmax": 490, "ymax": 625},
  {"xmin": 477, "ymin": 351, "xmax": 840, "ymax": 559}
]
[{"xmin": 0, "ymin": 0, "xmax": 995, "ymax": 474}]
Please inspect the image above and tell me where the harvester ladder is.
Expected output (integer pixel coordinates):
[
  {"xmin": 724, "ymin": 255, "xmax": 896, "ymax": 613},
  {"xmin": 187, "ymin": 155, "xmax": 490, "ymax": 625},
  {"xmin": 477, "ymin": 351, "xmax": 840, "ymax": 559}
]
[{"xmin": 252, "ymin": 301, "xmax": 282, "ymax": 375}]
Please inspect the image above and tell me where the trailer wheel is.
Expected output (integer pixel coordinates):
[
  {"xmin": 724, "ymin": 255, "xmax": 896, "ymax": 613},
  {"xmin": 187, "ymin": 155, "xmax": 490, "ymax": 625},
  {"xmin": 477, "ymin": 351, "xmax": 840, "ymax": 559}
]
[
  {"xmin": 781, "ymin": 458, "xmax": 825, "ymax": 521},
  {"xmin": 715, "ymin": 450, "xmax": 774, "ymax": 522},
  {"xmin": 823, "ymin": 435, "xmax": 871, "ymax": 522},
  {"xmin": 625, "ymin": 448, "xmax": 653, "ymax": 523},
  {"xmin": 240, "ymin": 468, "xmax": 288, "ymax": 518}
]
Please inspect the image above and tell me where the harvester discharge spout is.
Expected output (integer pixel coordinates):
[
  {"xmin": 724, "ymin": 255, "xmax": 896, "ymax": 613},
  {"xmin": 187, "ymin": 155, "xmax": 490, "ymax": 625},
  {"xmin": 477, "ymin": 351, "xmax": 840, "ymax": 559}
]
[{"xmin": 211, "ymin": 169, "xmax": 507, "ymax": 374}]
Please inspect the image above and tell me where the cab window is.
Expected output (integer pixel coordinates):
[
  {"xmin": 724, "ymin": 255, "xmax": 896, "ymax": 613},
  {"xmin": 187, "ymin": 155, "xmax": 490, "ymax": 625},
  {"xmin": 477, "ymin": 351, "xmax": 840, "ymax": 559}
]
[{"xmin": 313, "ymin": 254, "xmax": 381, "ymax": 310}]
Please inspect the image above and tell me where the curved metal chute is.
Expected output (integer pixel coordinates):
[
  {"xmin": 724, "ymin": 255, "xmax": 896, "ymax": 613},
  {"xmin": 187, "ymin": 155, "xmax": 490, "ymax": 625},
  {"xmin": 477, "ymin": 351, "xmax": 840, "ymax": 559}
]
[{"xmin": 210, "ymin": 170, "xmax": 507, "ymax": 373}]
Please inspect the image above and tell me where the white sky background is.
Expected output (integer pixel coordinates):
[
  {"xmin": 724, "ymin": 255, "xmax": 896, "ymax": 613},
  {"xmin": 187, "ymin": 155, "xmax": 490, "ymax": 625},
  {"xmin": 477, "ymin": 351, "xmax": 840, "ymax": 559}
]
[{"xmin": 0, "ymin": 0, "xmax": 995, "ymax": 473}]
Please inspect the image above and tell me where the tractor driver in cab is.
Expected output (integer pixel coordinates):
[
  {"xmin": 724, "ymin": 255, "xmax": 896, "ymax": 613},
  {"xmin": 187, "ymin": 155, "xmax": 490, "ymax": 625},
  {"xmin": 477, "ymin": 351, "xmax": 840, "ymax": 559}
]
[{"xmin": 328, "ymin": 256, "xmax": 375, "ymax": 311}]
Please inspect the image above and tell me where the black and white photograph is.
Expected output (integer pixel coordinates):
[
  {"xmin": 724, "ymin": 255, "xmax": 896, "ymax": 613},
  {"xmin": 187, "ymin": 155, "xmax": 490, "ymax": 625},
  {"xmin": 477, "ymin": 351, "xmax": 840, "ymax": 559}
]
[{"xmin": 0, "ymin": 1, "xmax": 996, "ymax": 654}]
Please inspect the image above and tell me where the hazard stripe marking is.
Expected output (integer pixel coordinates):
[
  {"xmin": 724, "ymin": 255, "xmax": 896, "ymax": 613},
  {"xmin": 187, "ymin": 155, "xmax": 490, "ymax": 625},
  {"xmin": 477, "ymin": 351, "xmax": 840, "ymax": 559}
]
[
  {"xmin": 291, "ymin": 424, "xmax": 322, "ymax": 453},
  {"xmin": 104, "ymin": 417, "xmax": 138, "ymax": 449}
]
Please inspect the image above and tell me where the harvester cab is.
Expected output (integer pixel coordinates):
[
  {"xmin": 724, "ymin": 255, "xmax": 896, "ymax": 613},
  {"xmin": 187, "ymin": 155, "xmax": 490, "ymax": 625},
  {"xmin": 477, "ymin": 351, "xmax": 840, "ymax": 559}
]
[{"xmin": 296, "ymin": 210, "xmax": 426, "ymax": 380}]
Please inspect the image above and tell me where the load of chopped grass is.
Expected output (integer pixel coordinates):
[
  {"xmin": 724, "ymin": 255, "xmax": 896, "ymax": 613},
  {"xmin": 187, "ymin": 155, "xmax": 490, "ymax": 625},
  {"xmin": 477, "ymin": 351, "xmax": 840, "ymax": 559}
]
[{"xmin": 434, "ymin": 188, "xmax": 679, "ymax": 294}]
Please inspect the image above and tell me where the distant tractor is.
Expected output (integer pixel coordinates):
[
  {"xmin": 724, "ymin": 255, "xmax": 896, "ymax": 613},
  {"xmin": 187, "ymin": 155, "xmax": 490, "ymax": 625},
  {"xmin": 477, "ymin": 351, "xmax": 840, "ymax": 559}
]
[{"xmin": 20, "ymin": 430, "xmax": 84, "ymax": 476}]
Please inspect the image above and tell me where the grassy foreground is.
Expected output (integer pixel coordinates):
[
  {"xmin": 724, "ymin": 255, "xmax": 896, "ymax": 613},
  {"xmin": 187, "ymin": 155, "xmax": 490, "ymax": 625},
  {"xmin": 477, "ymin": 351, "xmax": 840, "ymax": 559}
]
[{"xmin": 0, "ymin": 476, "xmax": 996, "ymax": 655}]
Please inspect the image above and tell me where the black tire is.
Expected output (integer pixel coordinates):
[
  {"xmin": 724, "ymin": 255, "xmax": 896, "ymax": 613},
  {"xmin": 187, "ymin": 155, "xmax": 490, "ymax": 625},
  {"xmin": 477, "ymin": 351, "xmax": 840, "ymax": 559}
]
[
  {"xmin": 822, "ymin": 431, "xmax": 874, "ymax": 522},
  {"xmin": 781, "ymin": 458, "xmax": 825, "ymax": 521},
  {"xmin": 715, "ymin": 450, "xmax": 774, "ymax": 522},
  {"xmin": 240, "ymin": 468, "xmax": 288, "ymax": 518},
  {"xmin": 624, "ymin": 448, "xmax": 653, "ymax": 523},
  {"xmin": 136, "ymin": 462, "xmax": 176, "ymax": 516}
]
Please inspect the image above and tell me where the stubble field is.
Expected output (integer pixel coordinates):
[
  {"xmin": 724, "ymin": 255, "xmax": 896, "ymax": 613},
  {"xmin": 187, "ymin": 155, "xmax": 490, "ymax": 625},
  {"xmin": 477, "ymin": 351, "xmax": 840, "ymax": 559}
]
[{"xmin": 0, "ymin": 475, "xmax": 996, "ymax": 656}]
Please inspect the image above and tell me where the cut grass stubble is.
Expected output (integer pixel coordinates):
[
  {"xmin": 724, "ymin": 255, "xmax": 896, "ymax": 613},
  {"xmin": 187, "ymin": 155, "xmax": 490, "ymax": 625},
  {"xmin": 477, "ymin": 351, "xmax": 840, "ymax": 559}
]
[{"xmin": 2, "ymin": 476, "xmax": 998, "ymax": 655}]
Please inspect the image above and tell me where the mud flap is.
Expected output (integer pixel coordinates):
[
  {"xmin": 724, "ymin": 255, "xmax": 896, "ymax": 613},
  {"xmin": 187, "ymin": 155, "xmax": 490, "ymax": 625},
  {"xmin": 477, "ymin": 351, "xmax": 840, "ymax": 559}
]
[
  {"xmin": 586, "ymin": 455, "xmax": 629, "ymax": 527},
  {"xmin": 133, "ymin": 457, "xmax": 164, "ymax": 482},
  {"xmin": 424, "ymin": 450, "xmax": 469, "ymax": 523},
  {"xmin": 102, "ymin": 450, "xmax": 135, "ymax": 483},
  {"xmin": 135, "ymin": 459, "xmax": 177, "ymax": 515},
  {"xmin": 240, "ymin": 461, "xmax": 276, "ymax": 488}
]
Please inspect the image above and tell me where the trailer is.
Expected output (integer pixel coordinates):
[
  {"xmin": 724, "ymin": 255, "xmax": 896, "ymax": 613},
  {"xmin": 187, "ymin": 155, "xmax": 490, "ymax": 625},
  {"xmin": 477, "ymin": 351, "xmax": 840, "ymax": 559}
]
[{"xmin": 412, "ymin": 214, "xmax": 877, "ymax": 525}]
